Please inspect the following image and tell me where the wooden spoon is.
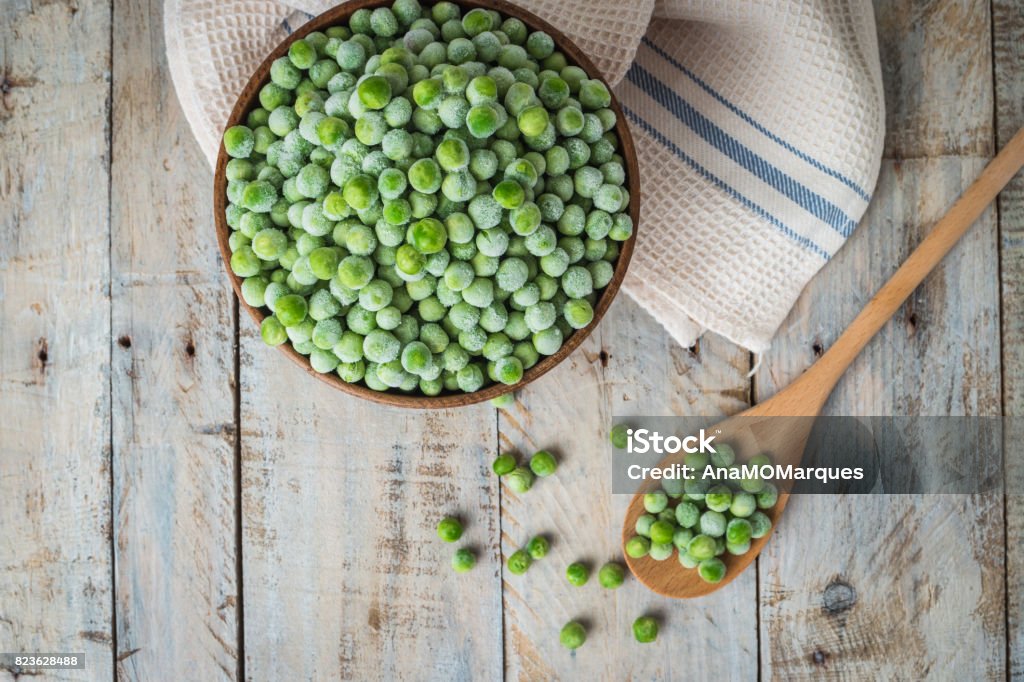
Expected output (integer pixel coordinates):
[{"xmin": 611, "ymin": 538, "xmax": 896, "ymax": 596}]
[{"xmin": 623, "ymin": 126, "xmax": 1024, "ymax": 598}]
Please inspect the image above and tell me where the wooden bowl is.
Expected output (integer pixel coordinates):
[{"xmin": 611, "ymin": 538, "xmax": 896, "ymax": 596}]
[{"xmin": 214, "ymin": 0, "xmax": 640, "ymax": 408}]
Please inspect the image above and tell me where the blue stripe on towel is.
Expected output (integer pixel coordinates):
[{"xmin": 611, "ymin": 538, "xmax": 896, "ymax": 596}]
[
  {"xmin": 623, "ymin": 106, "xmax": 830, "ymax": 261},
  {"xmin": 641, "ymin": 37, "xmax": 872, "ymax": 203},
  {"xmin": 627, "ymin": 63, "xmax": 858, "ymax": 238}
]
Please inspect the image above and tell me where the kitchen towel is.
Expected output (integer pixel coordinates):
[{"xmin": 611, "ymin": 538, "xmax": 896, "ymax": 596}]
[{"xmin": 166, "ymin": 0, "xmax": 885, "ymax": 352}]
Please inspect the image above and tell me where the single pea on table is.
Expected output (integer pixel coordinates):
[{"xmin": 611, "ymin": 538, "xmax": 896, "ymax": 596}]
[{"xmin": 221, "ymin": 0, "xmax": 634, "ymax": 397}]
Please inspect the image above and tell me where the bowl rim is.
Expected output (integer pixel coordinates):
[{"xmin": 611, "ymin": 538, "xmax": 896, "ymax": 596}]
[{"xmin": 213, "ymin": 0, "xmax": 641, "ymax": 409}]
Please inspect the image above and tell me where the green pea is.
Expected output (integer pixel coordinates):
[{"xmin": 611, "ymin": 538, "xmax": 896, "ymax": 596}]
[
  {"xmin": 492, "ymin": 452, "xmax": 517, "ymax": 475},
  {"xmin": 505, "ymin": 465, "xmax": 534, "ymax": 493},
  {"xmin": 437, "ymin": 516, "xmax": 463, "ymax": 542},
  {"xmin": 687, "ymin": 534, "xmax": 716, "ymax": 562},
  {"xmin": 597, "ymin": 561, "xmax": 625, "ymax": 589},
  {"xmin": 526, "ymin": 535, "xmax": 549, "ymax": 559},
  {"xmin": 408, "ymin": 217, "xmax": 447, "ymax": 253},
  {"xmin": 632, "ymin": 616, "xmax": 658, "ymax": 644},
  {"xmin": 528, "ymin": 449, "xmax": 557, "ymax": 477},
  {"xmin": 625, "ymin": 535, "xmax": 650, "ymax": 559},
  {"xmin": 757, "ymin": 483, "xmax": 779, "ymax": 509},
  {"xmin": 490, "ymin": 393, "xmax": 515, "ymax": 409},
  {"xmin": 507, "ymin": 549, "xmax": 532, "ymax": 575},
  {"xmin": 358, "ymin": 75, "xmax": 392, "ymax": 109},
  {"xmin": 698, "ymin": 557, "xmax": 727, "ymax": 584},
  {"xmin": 223, "ymin": 125, "xmax": 255, "ymax": 158},
  {"xmin": 643, "ymin": 492, "xmax": 669, "ymax": 514},
  {"xmin": 517, "ymin": 105, "xmax": 549, "ymax": 137},
  {"xmin": 260, "ymin": 316, "xmax": 287, "ymax": 346},
  {"xmin": 466, "ymin": 104, "xmax": 501, "ymax": 138},
  {"xmin": 749, "ymin": 511, "xmax": 772, "ymax": 539},
  {"xmin": 559, "ymin": 621, "xmax": 586, "ymax": 650},
  {"xmin": 565, "ymin": 562, "xmax": 589, "ymax": 586},
  {"xmin": 451, "ymin": 547, "xmax": 476, "ymax": 573},
  {"xmin": 609, "ymin": 423, "xmax": 629, "ymax": 449}
]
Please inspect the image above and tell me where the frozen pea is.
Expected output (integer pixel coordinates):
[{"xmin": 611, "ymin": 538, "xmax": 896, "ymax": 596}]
[
  {"xmin": 261, "ymin": 316, "xmax": 288, "ymax": 346},
  {"xmin": 495, "ymin": 258, "xmax": 529, "ymax": 292},
  {"xmin": 408, "ymin": 158, "xmax": 442, "ymax": 194},
  {"xmin": 492, "ymin": 179, "xmax": 524, "ymax": 209},
  {"xmin": 609, "ymin": 212, "xmax": 633, "ymax": 241},
  {"xmin": 343, "ymin": 174, "xmax": 378, "ymax": 210},
  {"xmin": 563, "ymin": 299, "xmax": 593, "ymax": 329},
  {"xmin": 757, "ymin": 483, "xmax": 779, "ymax": 510},
  {"xmin": 462, "ymin": 278, "xmax": 494, "ymax": 308},
  {"xmin": 537, "ymin": 76, "xmax": 569, "ymax": 109},
  {"xmin": 447, "ymin": 37, "xmax": 477, "ymax": 64},
  {"xmin": 574, "ymin": 166, "xmax": 604, "ymax": 199},
  {"xmin": 295, "ymin": 164, "xmax": 330, "ymax": 199},
  {"xmin": 524, "ymin": 301, "xmax": 556, "ymax": 332},
  {"xmin": 509, "ymin": 202, "xmax": 541, "ymax": 236},
  {"xmin": 482, "ymin": 332, "xmax": 513, "ymax": 360},
  {"xmin": 475, "ymin": 229, "xmax": 508, "ymax": 258},
  {"xmin": 593, "ymin": 184, "xmax": 623, "ymax": 212},
  {"xmin": 251, "ymin": 228, "xmax": 288, "ymax": 260},
  {"xmin": 455, "ymin": 363, "xmax": 484, "ymax": 392},
  {"xmin": 354, "ymin": 111, "xmax": 388, "ymax": 145},
  {"xmin": 532, "ymin": 326, "xmax": 562, "ymax": 355},
  {"xmin": 436, "ymin": 137, "xmax": 470, "ymax": 171},
  {"xmin": 441, "ymin": 170, "xmax": 477, "ymax": 202},
  {"xmin": 467, "ymin": 194, "xmax": 502, "ymax": 229},
  {"xmin": 242, "ymin": 180, "xmax": 278, "ymax": 213},
  {"xmin": 517, "ymin": 105, "xmax": 548, "ymax": 137},
  {"xmin": 524, "ymin": 225, "xmax": 556, "ymax": 257},
  {"xmin": 465, "ymin": 103, "xmax": 501, "ymax": 139},
  {"xmin": 437, "ymin": 96, "xmax": 470, "ymax": 129}
]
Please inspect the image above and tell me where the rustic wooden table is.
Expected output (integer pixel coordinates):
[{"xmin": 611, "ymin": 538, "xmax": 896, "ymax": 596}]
[{"xmin": 2, "ymin": 0, "xmax": 1022, "ymax": 679}]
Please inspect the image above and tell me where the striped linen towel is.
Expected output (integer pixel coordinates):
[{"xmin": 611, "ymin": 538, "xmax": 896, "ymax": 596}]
[{"xmin": 166, "ymin": 0, "xmax": 884, "ymax": 352}]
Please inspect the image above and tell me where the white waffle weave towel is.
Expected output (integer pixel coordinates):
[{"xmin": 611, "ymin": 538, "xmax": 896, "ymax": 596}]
[{"xmin": 166, "ymin": 0, "xmax": 884, "ymax": 351}]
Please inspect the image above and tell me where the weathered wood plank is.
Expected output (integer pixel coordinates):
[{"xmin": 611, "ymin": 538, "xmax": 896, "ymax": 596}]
[
  {"xmin": 0, "ymin": 0, "xmax": 114, "ymax": 678},
  {"xmin": 756, "ymin": 157, "xmax": 1005, "ymax": 678},
  {"xmin": 992, "ymin": 0, "xmax": 1024, "ymax": 677},
  {"xmin": 875, "ymin": 0, "xmax": 993, "ymax": 158},
  {"xmin": 499, "ymin": 296, "xmax": 756, "ymax": 679},
  {"xmin": 758, "ymin": 0, "xmax": 1005, "ymax": 674},
  {"xmin": 239, "ymin": 331, "xmax": 503, "ymax": 680},
  {"xmin": 757, "ymin": 0, "xmax": 1003, "ymax": 667},
  {"xmin": 108, "ymin": 0, "xmax": 239, "ymax": 677}
]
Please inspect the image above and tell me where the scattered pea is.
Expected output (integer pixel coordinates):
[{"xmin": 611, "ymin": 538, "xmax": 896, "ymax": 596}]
[
  {"xmin": 526, "ymin": 535, "xmax": 549, "ymax": 559},
  {"xmin": 490, "ymin": 392, "xmax": 515, "ymax": 408},
  {"xmin": 528, "ymin": 449, "xmax": 557, "ymax": 477},
  {"xmin": 565, "ymin": 562, "xmax": 589, "ymax": 586},
  {"xmin": 610, "ymin": 423, "xmax": 628, "ymax": 449},
  {"xmin": 505, "ymin": 465, "xmax": 534, "ymax": 493},
  {"xmin": 598, "ymin": 561, "xmax": 625, "ymax": 589},
  {"xmin": 559, "ymin": 621, "xmax": 586, "ymax": 650},
  {"xmin": 437, "ymin": 516, "xmax": 463, "ymax": 542},
  {"xmin": 632, "ymin": 616, "xmax": 658, "ymax": 643},
  {"xmin": 507, "ymin": 549, "xmax": 532, "ymax": 575},
  {"xmin": 452, "ymin": 547, "xmax": 476, "ymax": 573}
]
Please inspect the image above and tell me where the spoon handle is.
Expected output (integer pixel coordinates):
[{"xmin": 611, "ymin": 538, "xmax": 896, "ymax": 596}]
[{"xmin": 805, "ymin": 125, "xmax": 1024, "ymax": 397}]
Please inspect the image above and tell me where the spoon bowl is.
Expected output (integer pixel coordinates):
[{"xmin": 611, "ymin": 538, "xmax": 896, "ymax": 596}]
[{"xmin": 622, "ymin": 396, "xmax": 815, "ymax": 598}]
